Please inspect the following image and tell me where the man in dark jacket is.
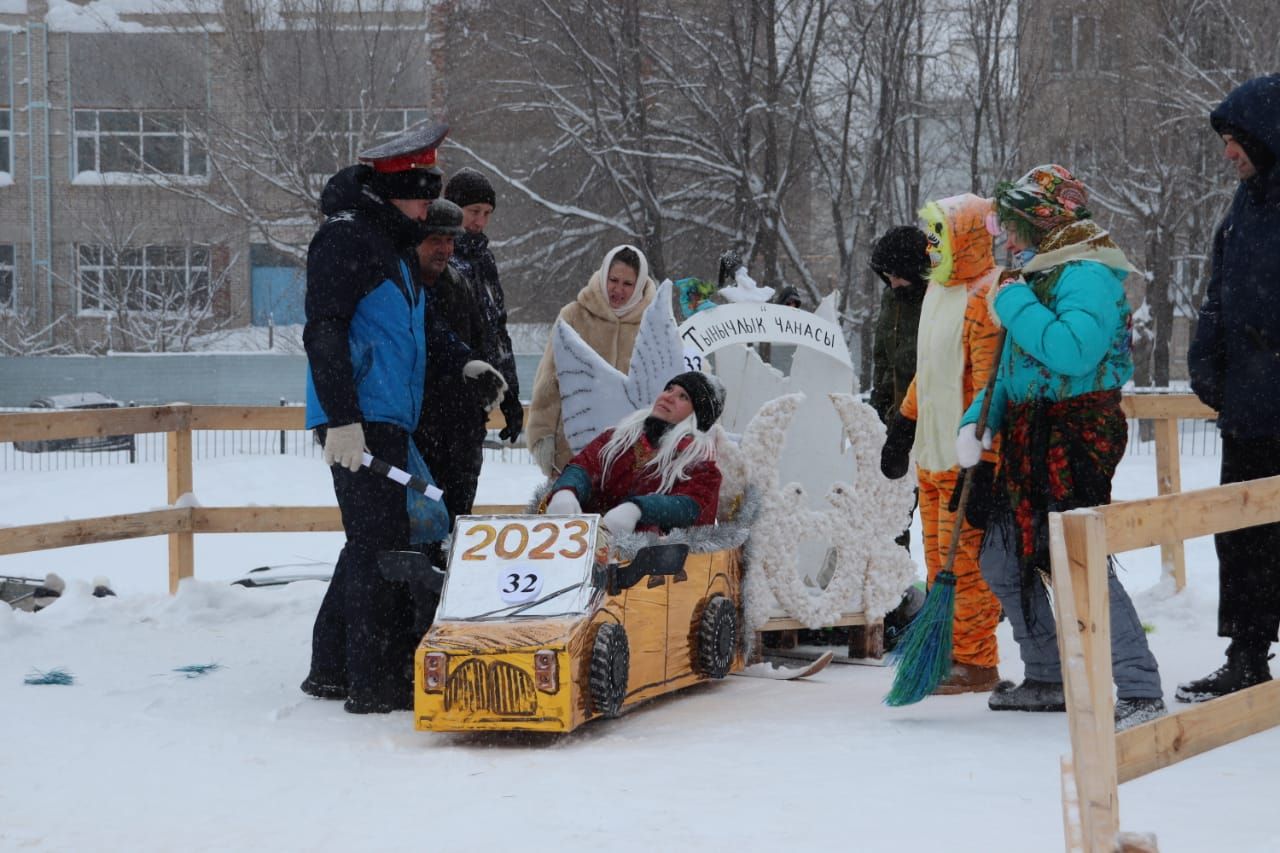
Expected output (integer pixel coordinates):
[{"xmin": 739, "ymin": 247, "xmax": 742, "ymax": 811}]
[
  {"xmin": 869, "ymin": 225, "xmax": 929, "ymax": 425},
  {"xmin": 445, "ymin": 168, "xmax": 524, "ymax": 444},
  {"xmin": 414, "ymin": 199, "xmax": 494, "ymax": 526},
  {"xmin": 1181, "ymin": 74, "xmax": 1280, "ymax": 702},
  {"xmin": 301, "ymin": 125, "xmax": 505, "ymax": 714}
]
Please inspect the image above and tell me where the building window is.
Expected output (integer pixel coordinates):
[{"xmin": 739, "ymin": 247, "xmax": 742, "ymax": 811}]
[
  {"xmin": 1051, "ymin": 14, "xmax": 1108, "ymax": 73},
  {"xmin": 0, "ymin": 245, "xmax": 15, "ymax": 312},
  {"xmin": 0, "ymin": 109, "xmax": 11, "ymax": 176},
  {"xmin": 73, "ymin": 110, "xmax": 207, "ymax": 177},
  {"xmin": 270, "ymin": 108, "xmax": 432, "ymax": 175},
  {"xmin": 76, "ymin": 244, "xmax": 210, "ymax": 313}
]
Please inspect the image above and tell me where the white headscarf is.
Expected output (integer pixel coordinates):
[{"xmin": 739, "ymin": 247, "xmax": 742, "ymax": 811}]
[{"xmin": 599, "ymin": 244, "xmax": 650, "ymax": 317}]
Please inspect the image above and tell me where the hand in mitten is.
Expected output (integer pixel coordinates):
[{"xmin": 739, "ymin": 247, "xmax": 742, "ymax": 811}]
[
  {"xmin": 955, "ymin": 422, "xmax": 994, "ymax": 469},
  {"xmin": 498, "ymin": 395, "xmax": 524, "ymax": 444},
  {"xmin": 462, "ymin": 360, "xmax": 508, "ymax": 412},
  {"xmin": 602, "ymin": 502, "xmax": 642, "ymax": 536},
  {"xmin": 531, "ymin": 435, "xmax": 557, "ymax": 477},
  {"xmin": 947, "ymin": 460, "xmax": 996, "ymax": 529},
  {"xmin": 323, "ymin": 422, "xmax": 366, "ymax": 472},
  {"xmin": 545, "ymin": 489, "xmax": 582, "ymax": 515},
  {"xmin": 879, "ymin": 414, "xmax": 916, "ymax": 480}
]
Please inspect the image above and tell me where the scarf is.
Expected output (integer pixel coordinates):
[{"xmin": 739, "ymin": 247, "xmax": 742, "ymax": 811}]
[{"xmin": 999, "ymin": 389, "xmax": 1127, "ymax": 624}]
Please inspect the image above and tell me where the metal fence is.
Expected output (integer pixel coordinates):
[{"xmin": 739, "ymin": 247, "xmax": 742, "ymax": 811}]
[
  {"xmin": 0, "ymin": 407, "xmax": 1214, "ymax": 474},
  {"xmin": 0, "ymin": 407, "xmax": 534, "ymax": 472}
]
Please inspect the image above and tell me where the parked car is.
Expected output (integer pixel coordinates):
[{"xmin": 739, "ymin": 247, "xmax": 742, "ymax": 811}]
[
  {"xmin": 13, "ymin": 392, "xmax": 136, "ymax": 453},
  {"xmin": 406, "ymin": 513, "xmax": 744, "ymax": 734}
]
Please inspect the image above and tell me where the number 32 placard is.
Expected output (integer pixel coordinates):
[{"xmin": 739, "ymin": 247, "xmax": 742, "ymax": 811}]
[{"xmin": 446, "ymin": 516, "xmax": 600, "ymax": 615}]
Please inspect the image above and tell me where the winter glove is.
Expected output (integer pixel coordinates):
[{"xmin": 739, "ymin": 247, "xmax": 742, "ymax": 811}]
[
  {"xmin": 498, "ymin": 395, "xmax": 524, "ymax": 444},
  {"xmin": 880, "ymin": 414, "xmax": 916, "ymax": 480},
  {"xmin": 947, "ymin": 460, "xmax": 996, "ymax": 530},
  {"xmin": 602, "ymin": 501, "xmax": 642, "ymax": 536},
  {"xmin": 955, "ymin": 422, "xmax": 993, "ymax": 469},
  {"xmin": 462, "ymin": 360, "xmax": 508, "ymax": 412},
  {"xmin": 546, "ymin": 489, "xmax": 582, "ymax": 515},
  {"xmin": 323, "ymin": 422, "xmax": 366, "ymax": 472},
  {"xmin": 531, "ymin": 434, "xmax": 558, "ymax": 477}
]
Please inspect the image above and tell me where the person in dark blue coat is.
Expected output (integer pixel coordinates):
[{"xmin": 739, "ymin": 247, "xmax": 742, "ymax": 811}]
[
  {"xmin": 1182, "ymin": 74, "xmax": 1280, "ymax": 703},
  {"xmin": 301, "ymin": 125, "xmax": 505, "ymax": 714}
]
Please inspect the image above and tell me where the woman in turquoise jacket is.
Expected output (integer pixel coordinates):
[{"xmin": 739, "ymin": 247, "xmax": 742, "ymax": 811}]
[{"xmin": 955, "ymin": 165, "xmax": 1165, "ymax": 730}]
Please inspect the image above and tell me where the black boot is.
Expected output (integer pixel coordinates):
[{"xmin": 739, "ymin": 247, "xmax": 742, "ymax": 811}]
[
  {"xmin": 1175, "ymin": 639, "xmax": 1273, "ymax": 703},
  {"xmin": 300, "ymin": 674, "xmax": 347, "ymax": 700},
  {"xmin": 987, "ymin": 678, "xmax": 1066, "ymax": 712}
]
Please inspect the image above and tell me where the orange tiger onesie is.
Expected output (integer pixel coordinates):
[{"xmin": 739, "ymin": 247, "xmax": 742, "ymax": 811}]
[{"xmin": 898, "ymin": 193, "xmax": 1003, "ymax": 692}]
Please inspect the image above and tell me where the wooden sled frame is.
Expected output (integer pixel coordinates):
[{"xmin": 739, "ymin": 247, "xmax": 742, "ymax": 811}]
[{"xmin": 1051, "ymin": 474, "xmax": 1280, "ymax": 851}]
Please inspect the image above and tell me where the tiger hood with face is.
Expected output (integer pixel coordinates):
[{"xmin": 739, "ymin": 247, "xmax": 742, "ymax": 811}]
[{"xmin": 919, "ymin": 193, "xmax": 998, "ymax": 289}]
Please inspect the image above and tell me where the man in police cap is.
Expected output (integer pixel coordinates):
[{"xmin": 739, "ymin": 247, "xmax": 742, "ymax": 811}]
[{"xmin": 301, "ymin": 122, "xmax": 506, "ymax": 714}]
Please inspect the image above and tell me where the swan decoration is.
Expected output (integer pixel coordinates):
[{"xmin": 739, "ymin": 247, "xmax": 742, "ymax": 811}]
[
  {"xmin": 553, "ymin": 279, "xmax": 684, "ymax": 454},
  {"xmin": 738, "ymin": 392, "xmax": 918, "ymax": 635}
]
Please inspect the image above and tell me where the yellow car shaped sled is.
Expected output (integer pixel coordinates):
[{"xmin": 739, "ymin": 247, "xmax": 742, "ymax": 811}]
[{"xmin": 409, "ymin": 514, "xmax": 744, "ymax": 734}]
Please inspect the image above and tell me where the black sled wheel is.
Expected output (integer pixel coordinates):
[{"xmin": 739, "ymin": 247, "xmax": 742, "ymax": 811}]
[
  {"xmin": 589, "ymin": 622, "xmax": 629, "ymax": 718},
  {"xmin": 697, "ymin": 595, "xmax": 737, "ymax": 679}
]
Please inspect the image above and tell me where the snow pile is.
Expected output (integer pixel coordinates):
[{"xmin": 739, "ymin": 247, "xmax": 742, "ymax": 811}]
[{"xmin": 2, "ymin": 440, "xmax": 1278, "ymax": 851}]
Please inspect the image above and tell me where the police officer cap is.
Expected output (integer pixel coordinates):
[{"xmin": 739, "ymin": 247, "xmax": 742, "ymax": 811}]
[
  {"xmin": 359, "ymin": 120, "xmax": 449, "ymax": 201},
  {"xmin": 422, "ymin": 199, "xmax": 464, "ymax": 238}
]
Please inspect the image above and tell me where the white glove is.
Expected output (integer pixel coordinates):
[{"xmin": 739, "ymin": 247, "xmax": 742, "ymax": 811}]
[
  {"xmin": 462, "ymin": 360, "xmax": 508, "ymax": 412},
  {"xmin": 531, "ymin": 434, "xmax": 558, "ymax": 477},
  {"xmin": 602, "ymin": 502, "xmax": 642, "ymax": 536},
  {"xmin": 323, "ymin": 422, "xmax": 366, "ymax": 472},
  {"xmin": 546, "ymin": 489, "xmax": 582, "ymax": 515},
  {"xmin": 955, "ymin": 423, "xmax": 993, "ymax": 469}
]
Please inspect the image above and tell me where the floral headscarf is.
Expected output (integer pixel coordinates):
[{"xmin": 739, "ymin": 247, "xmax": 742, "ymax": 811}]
[{"xmin": 995, "ymin": 164, "xmax": 1092, "ymax": 238}]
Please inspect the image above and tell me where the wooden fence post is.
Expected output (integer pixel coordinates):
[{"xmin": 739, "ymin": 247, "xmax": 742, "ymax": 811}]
[
  {"xmin": 1052, "ymin": 510, "xmax": 1119, "ymax": 851},
  {"xmin": 167, "ymin": 405, "xmax": 194, "ymax": 594},
  {"xmin": 1152, "ymin": 416, "xmax": 1186, "ymax": 591}
]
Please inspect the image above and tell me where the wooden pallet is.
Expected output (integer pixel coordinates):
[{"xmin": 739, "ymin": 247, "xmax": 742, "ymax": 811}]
[{"xmin": 754, "ymin": 611, "xmax": 884, "ymax": 663}]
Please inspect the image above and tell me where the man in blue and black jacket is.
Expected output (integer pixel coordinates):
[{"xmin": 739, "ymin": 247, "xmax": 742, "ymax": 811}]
[{"xmin": 301, "ymin": 124, "xmax": 505, "ymax": 714}]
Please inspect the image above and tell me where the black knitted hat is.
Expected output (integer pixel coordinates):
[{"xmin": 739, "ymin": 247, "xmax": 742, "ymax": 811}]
[
  {"xmin": 870, "ymin": 225, "xmax": 930, "ymax": 286},
  {"xmin": 665, "ymin": 371, "xmax": 725, "ymax": 432},
  {"xmin": 445, "ymin": 167, "xmax": 497, "ymax": 210}
]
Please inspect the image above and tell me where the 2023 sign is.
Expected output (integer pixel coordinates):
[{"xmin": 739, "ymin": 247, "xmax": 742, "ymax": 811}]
[{"xmin": 459, "ymin": 519, "xmax": 592, "ymax": 562}]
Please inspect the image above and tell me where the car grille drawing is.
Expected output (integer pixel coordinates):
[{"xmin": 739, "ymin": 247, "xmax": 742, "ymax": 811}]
[{"xmin": 444, "ymin": 659, "xmax": 537, "ymax": 716}]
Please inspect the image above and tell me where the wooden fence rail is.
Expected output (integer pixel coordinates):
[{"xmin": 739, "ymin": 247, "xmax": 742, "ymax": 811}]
[
  {"xmin": 0, "ymin": 403, "xmax": 524, "ymax": 593},
  {"xmin": 0, "ymin": 394, "xmax": 1214, "ymax": 597}
]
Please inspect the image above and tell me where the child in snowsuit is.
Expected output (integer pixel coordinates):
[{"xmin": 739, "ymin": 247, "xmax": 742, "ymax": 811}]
[
  {"xmin": 958, "ymin": 164, "xmax": 1165, "ymax": 731},
  {"xmin": 880, "ymin": 193, "xmax": 1003, "ymax": 694}
]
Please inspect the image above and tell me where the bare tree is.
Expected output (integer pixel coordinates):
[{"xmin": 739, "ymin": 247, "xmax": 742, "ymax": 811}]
[
  {"xmin": 446, "ymin": 0, "xmax": 839, "ymax": 306},
  {"xmin": 1088, "ymin": 0, "xmax": 1280, "ymax": 385},
  {"xmin": 152, "ymin": 0, "xmax": 438, "ymax": 260},
  {"xmin": 57, "ymin": 188, "xmax": 245, "ymax": 354}
]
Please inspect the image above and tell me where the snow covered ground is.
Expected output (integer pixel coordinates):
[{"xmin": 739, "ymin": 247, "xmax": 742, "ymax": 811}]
[{"xmin": 1, "ymin": 449, "xmax": 1277, "ymax": 852}]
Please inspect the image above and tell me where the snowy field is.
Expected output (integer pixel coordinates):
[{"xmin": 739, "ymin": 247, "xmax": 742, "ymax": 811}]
[{"xmin": 1, "ymin": 448, "xmax": 1277, "ymax": 852}]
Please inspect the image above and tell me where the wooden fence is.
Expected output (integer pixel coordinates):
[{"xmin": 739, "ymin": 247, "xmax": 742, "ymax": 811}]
[
  {"xmin": 0, "ymin": 404, "xmax": 524, "ymax": 593},
  {"xmin": 1052, "ymin": 440, "xmax": 1280, "ymax": 849},
  {"xmin": 0, "ymin": 393, "xmax": 1215, "ymax": 599}
]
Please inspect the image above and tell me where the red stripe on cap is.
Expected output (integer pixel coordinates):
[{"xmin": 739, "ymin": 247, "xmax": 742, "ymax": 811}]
[{"xmin": 362, "ymin": 148, "xmax": 438, "ymax": 173}]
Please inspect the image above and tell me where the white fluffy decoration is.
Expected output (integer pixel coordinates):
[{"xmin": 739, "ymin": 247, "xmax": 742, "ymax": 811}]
[
  {"xmin": 739, "ymin": 392, "xmax": 917, "ymax": 633},
  {"xmin": 719, "ymin": 266, "xmax": 775, "ymax": 304},
  {"xmin": 554, "ymin": 279, "xmax": 684, "ymax": 454}
]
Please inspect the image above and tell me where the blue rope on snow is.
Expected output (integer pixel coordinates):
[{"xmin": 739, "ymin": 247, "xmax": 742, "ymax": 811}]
[
  {"xmin": 173, "ymin": 663, "xmax": 222, "ymax": 678},
  {"xmin": 25, "ymin": 667, "xmax": 75, "ymax": 685}
]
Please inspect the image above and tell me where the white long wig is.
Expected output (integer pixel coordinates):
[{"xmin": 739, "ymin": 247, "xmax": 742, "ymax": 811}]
[{"xmin": 597, "ymin": 408, "xmax": 718, "ymax": 495}]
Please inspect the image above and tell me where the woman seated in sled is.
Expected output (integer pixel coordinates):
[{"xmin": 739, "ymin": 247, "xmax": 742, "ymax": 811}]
[{"xmin": 544, "ymin": 371, "xmax": 725, "ymax": 536}]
